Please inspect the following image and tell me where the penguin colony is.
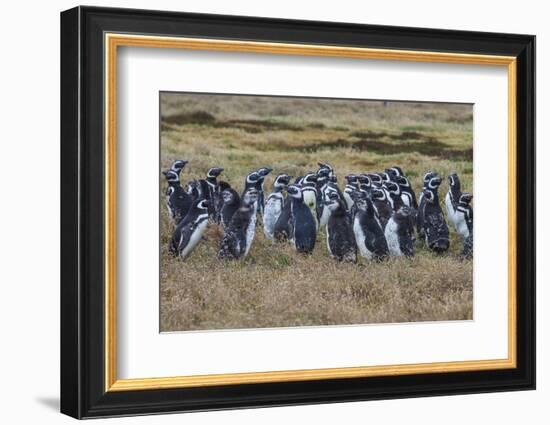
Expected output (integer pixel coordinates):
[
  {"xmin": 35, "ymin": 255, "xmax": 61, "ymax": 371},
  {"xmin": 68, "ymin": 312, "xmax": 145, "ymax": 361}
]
[{"xmin": 163, "ymin": 160, "xmax": 473, "ymax": 262}]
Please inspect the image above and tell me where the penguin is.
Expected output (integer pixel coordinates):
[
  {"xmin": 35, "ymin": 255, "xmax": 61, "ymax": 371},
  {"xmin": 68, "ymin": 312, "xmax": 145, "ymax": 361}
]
[
  {"xmin": 444, "ymin": 172, "xmax": 463, "ymax": 231},
  {"xmin": 186, "ymin": 179, "xmax": 202, "ymax": 202},
  {"xmin": 384, "ymin": 181, "xmax": 405, "ymax": 211},
  {"xmin": 263, "ymin": 173, "xmax": 292, "ymax": 240},
  {"xmin": 367, "ymin": 173, "xmax": 384, "ymax": 187},
  {"xmin": 169, "ymin": 199, "xmax": 210, "ymax": 258},
  {"xmin": 324, "ymin": 192, "xmax": 357, "ymax": 262},
  {"xmin": 243, "ymin": 170, "xmax": 262, "ymax": 215},
  {"xmin": 395, "ymin": 175, "xmax": 418, "ymax": 209},
  {"xmin": 371, "ymin": 187, "xmax": 393, "ymax": 230},
  {"xmin": 219, "ymin": 187, "xmax": 241, "ymax": 228},
  {"xmin": 315, "ymin": 167, "xmax": 332, "ymax": 225},
  {"xmin": 255, "ymin": 167, "xmax": 273, "ymax": 215},
  {"xmin": 273, "ymin": 194, "xmax": 293, "ymax": 242},
  {"xmin": 357, "ymin": 174, "xmax": 373, "ymax": 194},
  {"xmin": 419, "ymin": 185, "xmax": 450, "ymax": 253},
  {"xmin": 162, "ymin": 169, "xmax": 193, "ymax": 224},
  {"xmin": 416, "ymin": 172, "xmax": 439, "ymax": 236},
  {"xmin": 300, "ymin": 172, "xmax": 319, "ymax": 230},
  {"xmin": 384, "ymin": 206, "xmax": 415, "ymax": 257},
  {"xmin": 287, "ymin": 184, "xmax": 317, "ymax": 254},
  {"xmin": 169, "ymin": 159, "xmax": 188, "ymax": 177},
  {"xmin": 319, "ymin": 182, "xmax": 342, "ymax": 229},
  {"xmin": 455, "ymin": 193, "xmax": 474, "ymax": 259},
  {"xmin": 198, "ymin": 167, "xmax": 224, "ymax": 201},
  {"xmin": 352, "ymin": 191, "xmax": 389, "ymax": 261},
  {"xmin": 218, "ymin": 188, "xmax": 259, "ymax": 260},
  {"xmin": 343, "ymin": 174, "xmax": 359, "ymax": 211},
  {"xmin": 317, "ymin": 162, "xmax": 335, "ymax": 181},
  {"xmin": 213, "ymin": 181, "xmax": 231, "ymax": 223}
]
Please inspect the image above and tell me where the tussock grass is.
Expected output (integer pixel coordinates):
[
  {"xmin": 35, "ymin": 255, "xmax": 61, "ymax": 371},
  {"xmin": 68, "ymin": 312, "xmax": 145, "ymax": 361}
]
[{"xmin": 160, "ymin": 93, "xmax": 473, "ymax": 332}]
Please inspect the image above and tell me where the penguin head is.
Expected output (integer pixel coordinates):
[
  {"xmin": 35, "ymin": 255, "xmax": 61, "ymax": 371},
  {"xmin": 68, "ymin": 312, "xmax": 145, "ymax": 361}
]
[
  {"xmin": 384, "ymin": 181, "xmax": 401, "ymax": 196},
  {"xmin": 207, "ymin": 167, "xmax": 224, "ymax": 178},
  {"xmin": 170, "ymin": 160, "xmax": 188, "ymax": 174},
  {"xmin": 395, "ymin": 175, "xmax": 411, "ymax": 188},
  {"xmin": 317, "ymin": 162, "xmax": 334, "ymax": 173},
  {"xmin": 357, "ymin": 174, "xmax": 372, "ymax": 189},
  {"xmin": 242, "ymin": 188, "xmax": 259, "ymax": 206},
  {"xmin": 246, "ymin": 171, "xmax": 261, "ymax": 185},
  {"xmin": 427, "ymin": 175, "xmax": 443, "ymax": 190},
  {"xmin": 256, "ymin": 167, "xmax": 273, "ymax": 177},
  {"xmin": 423, "ymin": 171, "xmax": 437, "ymax": 186},
  {"xmin": 324, "ymin": 191, "xmax": 345, "ymax": 212},
  {"xmin": 316, "ymin": 167, "xmax": 331, "ymax": 183},
  {"xmin": 368, "ymin": 173, "xmax": 383, "ymax": 186},
  {"xmin": 345, "ymin": 174, "xmax": 359, "ymax": 185},
  {"xmin": 459, "ymin": 193, "xmax": 473, "ymax": 206},
  {"xmin": 448, "ymin": 173, "xmax": 461, "ymax": 190},
  {"xmin": 385, "ymin": 166, "xmax": 404, "ymax": 180},
  {"xmin": 286, "ymin": 184, "xmax": 303, "ymax": 199},
  {"xmin": 372, "ymin": 188, "xmax": 387, "ymax": 202},
  {"xmin": 302, "ymin": 172, "xmax": 318, "ymax": 186},
  {"xmin": 380, "ymin": 172, "xmax": 391, "ymax": 183},
  {"xmin": 162, "ymin": 170, "xmax": 180, "ymax": 183},
  {"xmin": 274, "ymin": 173, "xmax": 292, "ymax": 189}
]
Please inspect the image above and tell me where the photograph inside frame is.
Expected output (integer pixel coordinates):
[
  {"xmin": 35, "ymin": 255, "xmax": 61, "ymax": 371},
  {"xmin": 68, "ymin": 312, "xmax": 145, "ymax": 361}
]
[{"xmin": 159, "ymin": 92, "xmax": 474, "ymax": 332}]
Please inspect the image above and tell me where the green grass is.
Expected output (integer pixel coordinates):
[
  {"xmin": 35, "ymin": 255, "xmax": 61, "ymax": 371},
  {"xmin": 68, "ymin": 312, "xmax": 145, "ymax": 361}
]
[{"xmin": 159, "ymin": 93, "xmax": 473, "ymax": 332}]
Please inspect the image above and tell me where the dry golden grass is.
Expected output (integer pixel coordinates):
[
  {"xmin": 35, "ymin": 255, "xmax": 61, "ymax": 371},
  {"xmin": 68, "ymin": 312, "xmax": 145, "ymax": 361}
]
[{"xmin": 160, "ymin": 93, "xmax": 473, "ymax": 332}]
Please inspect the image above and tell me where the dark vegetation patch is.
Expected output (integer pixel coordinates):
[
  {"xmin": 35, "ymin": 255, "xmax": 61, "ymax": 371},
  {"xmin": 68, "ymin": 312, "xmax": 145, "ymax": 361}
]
[{"xmin": 162, "ymin": 111, "xmax": 305, "ymax": 133}]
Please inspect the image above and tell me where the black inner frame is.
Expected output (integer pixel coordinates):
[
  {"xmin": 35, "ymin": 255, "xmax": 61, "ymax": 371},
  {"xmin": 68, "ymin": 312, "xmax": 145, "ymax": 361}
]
[{"xmin": 61, "ymin": 6, "xmax": 535, "ymax": 419}]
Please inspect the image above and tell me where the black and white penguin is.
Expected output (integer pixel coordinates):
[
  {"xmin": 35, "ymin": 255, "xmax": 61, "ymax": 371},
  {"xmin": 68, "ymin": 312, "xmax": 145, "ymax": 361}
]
[
  {"xmin": 324, "ymin": 192, "xmax": 357, "ymax": 262},
  {"xmin": 416, "ymin": 172, "xmax": 439, "ymax": 236},
  {"xmin": 343, "ymin": 174, "xmax": 359, "ymax": 211},
  {"xmin": 219, "ymin": 187, "xmax": 241, "ymax": 228},
  {"xmin": 213, "ymin": 181, "xmax": 231, "ymax": 223},
  {"xmin": 169, "ymin": 199, "xmax": 210, "ymax": 258},
  {"xmin": 455, "ymin": 193, "xmax": 473, "ymax": 258},
  {"xmin": 367, "ymin": 173, "xmax": 384, "ymax": 188},
  {"xmin": 301, "ymin": 172, "xmax": 319, "ymax": 230},
  {"xmin": 287, "ymin": 184, "xmax": 317, "ymax": 254},
  {"xmin": 318, "ymin": 182, "xmax": 342, "ymax": 229},
  {"xmin": 352, "ymin": 191, "xmax": 389, "ymax": 261},
  {"xmin": 444, "ymin": 172, "xmax": 463, "ymax": 231},
  {"xmin": 218, "ymin": 188, "xmax": 259, "ymax": 260},
  {"xmin": 263, "ymin": 173, "xmax": 292, "ymax": 240},
  {"xmin": 169, "ymin": 159, "xmax": 188, "ymax": 177},
  {"xmin": 357, "ymin": 174, "xmax": 373, "ymax": 194},
  {"xmin": 395, "ymin": 175, "xmax": 418, "ymax": 209},
  {"xmin": 273, "ymin": 195, "xmax": 293, "ymax": 242},
  {"xmin": 315, "ymin": 167, "xmax": 331, "ymax": 225},
  {"xmin": 384, "ymin": 206, "xmax": 415, "ymax": 257},
  {"xmin": 186, "ymin": 179, "xmax": 202, "ymax": 202},
  {"xmin": 371, "ymin": 187, "xmax": 393, "ymax": 230},
  {"xmin": 384, "ymin": 181, "xmax": 405, "ymax": 212},
  {"xmin": 419, "ymin": 185, "xmax": 450, "ymax": 253},
  {"xmin": 317, "ymin": 162, "xmax": 335, "ymax": 182},
  {"xmin": 162, "ymin": 169, "xmax": 193, "ymax": 224},
  {"xmin": 198, "ymin": 167, "xmax": 224, "ymax": 202},
  {"xmin": 255, "ymin": 167, "xmax": 273, "ymax": 215}
]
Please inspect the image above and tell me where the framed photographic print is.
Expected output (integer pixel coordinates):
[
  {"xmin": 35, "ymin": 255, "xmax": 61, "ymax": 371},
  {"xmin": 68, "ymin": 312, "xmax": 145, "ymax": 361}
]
[{"xmin": 60, "ymin": 6, "xmax": 535, "ymax": 419}]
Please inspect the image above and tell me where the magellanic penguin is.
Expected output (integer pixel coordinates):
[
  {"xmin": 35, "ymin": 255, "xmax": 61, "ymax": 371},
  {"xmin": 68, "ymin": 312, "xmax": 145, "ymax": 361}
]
[
  {"xmin": 169, "ymin": 199, "xmax": 210, "ymax": 258},
  {"xmin": 343, "ymin": 174, "xmax": 359, "ymax": 211},
  {"xmin": 315, "ymin": 167, "xmax": 331, "ymax": 226},
  {"xmin": 456, "ymin": 193, "xmax": 474, "ymax": 259},
  {"xmin": 419, "ymin": 185, "xmax": 450, "ymax": 253},
  {"xmin": 186, "ymin": 179, "xmax": 202, "ymax": 202},
  {"xmin": 219, "ymin": 187, "xmax": 241, "ymax": 228},
  {"xmin": 213, "ymin": 181, "xmax": 231, "ymax": 224},
  {"xmin": 395, "ymin": 175, "xmax": 418, "ymax": 209},
  {"xmin": 319, "ymin": 182, "xmax": 342, "ymax": 229},
  {"xmin": 317, "ymin": 162, "xmax": 335, "ymax": 182},
  {"xmin": 263, "ymin": 173, "xmax": 292, "ymax": 240},
  {"xmin": 287, "ymin": 184, "xmax": 317, "ymax": 254},
  {"xmin": 301, "ymin": 172, "xmax": 319, "ymax": 231},
  {"xmin": 162, "ymin": 169, "xmax": 193, "ymax": 224},
  {"xmin": 199, "ymin": 167, "xmax": 224, "ymax": 201},
  {"xmin": 255, "ymin": 167, "xmax": 273, "ymax": 216},
  {"xmin": 416, "ymin": 172, "xmax": 439, "ymax": 236},
  {"xmin": 324, "ymin": 192, "xmax": 357, "ymax": 263},
  {"xmin": 371, "ymin": 187, "xmax": 393, "ymax": 230},
  {"xmin": 352, "ymin": 191, "xmax": 389, "ymax": 261},
  {"xmin": 218, "ymin": 188, "xmax": 259, "ymax": 260},
  {"xmin": 384, "ymin": 206, "xmax": 416, "ymax": 257},
  {"xmin": 384, "ymin": 181, "xmax": 406, "ymax": 212},
  {"xmin": 169, "ymin": 159, "xmax": 188, "ymax": 177},
  {"xmin": 444, "ymin": 172, "xmax": 463, "ymax": 231}
]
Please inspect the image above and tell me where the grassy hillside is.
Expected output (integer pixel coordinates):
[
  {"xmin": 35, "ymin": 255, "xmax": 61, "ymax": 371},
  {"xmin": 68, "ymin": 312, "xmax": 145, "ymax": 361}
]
[{"xmin": 159, "ymin": 93, "xmax": 473, "ymax": 332}]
